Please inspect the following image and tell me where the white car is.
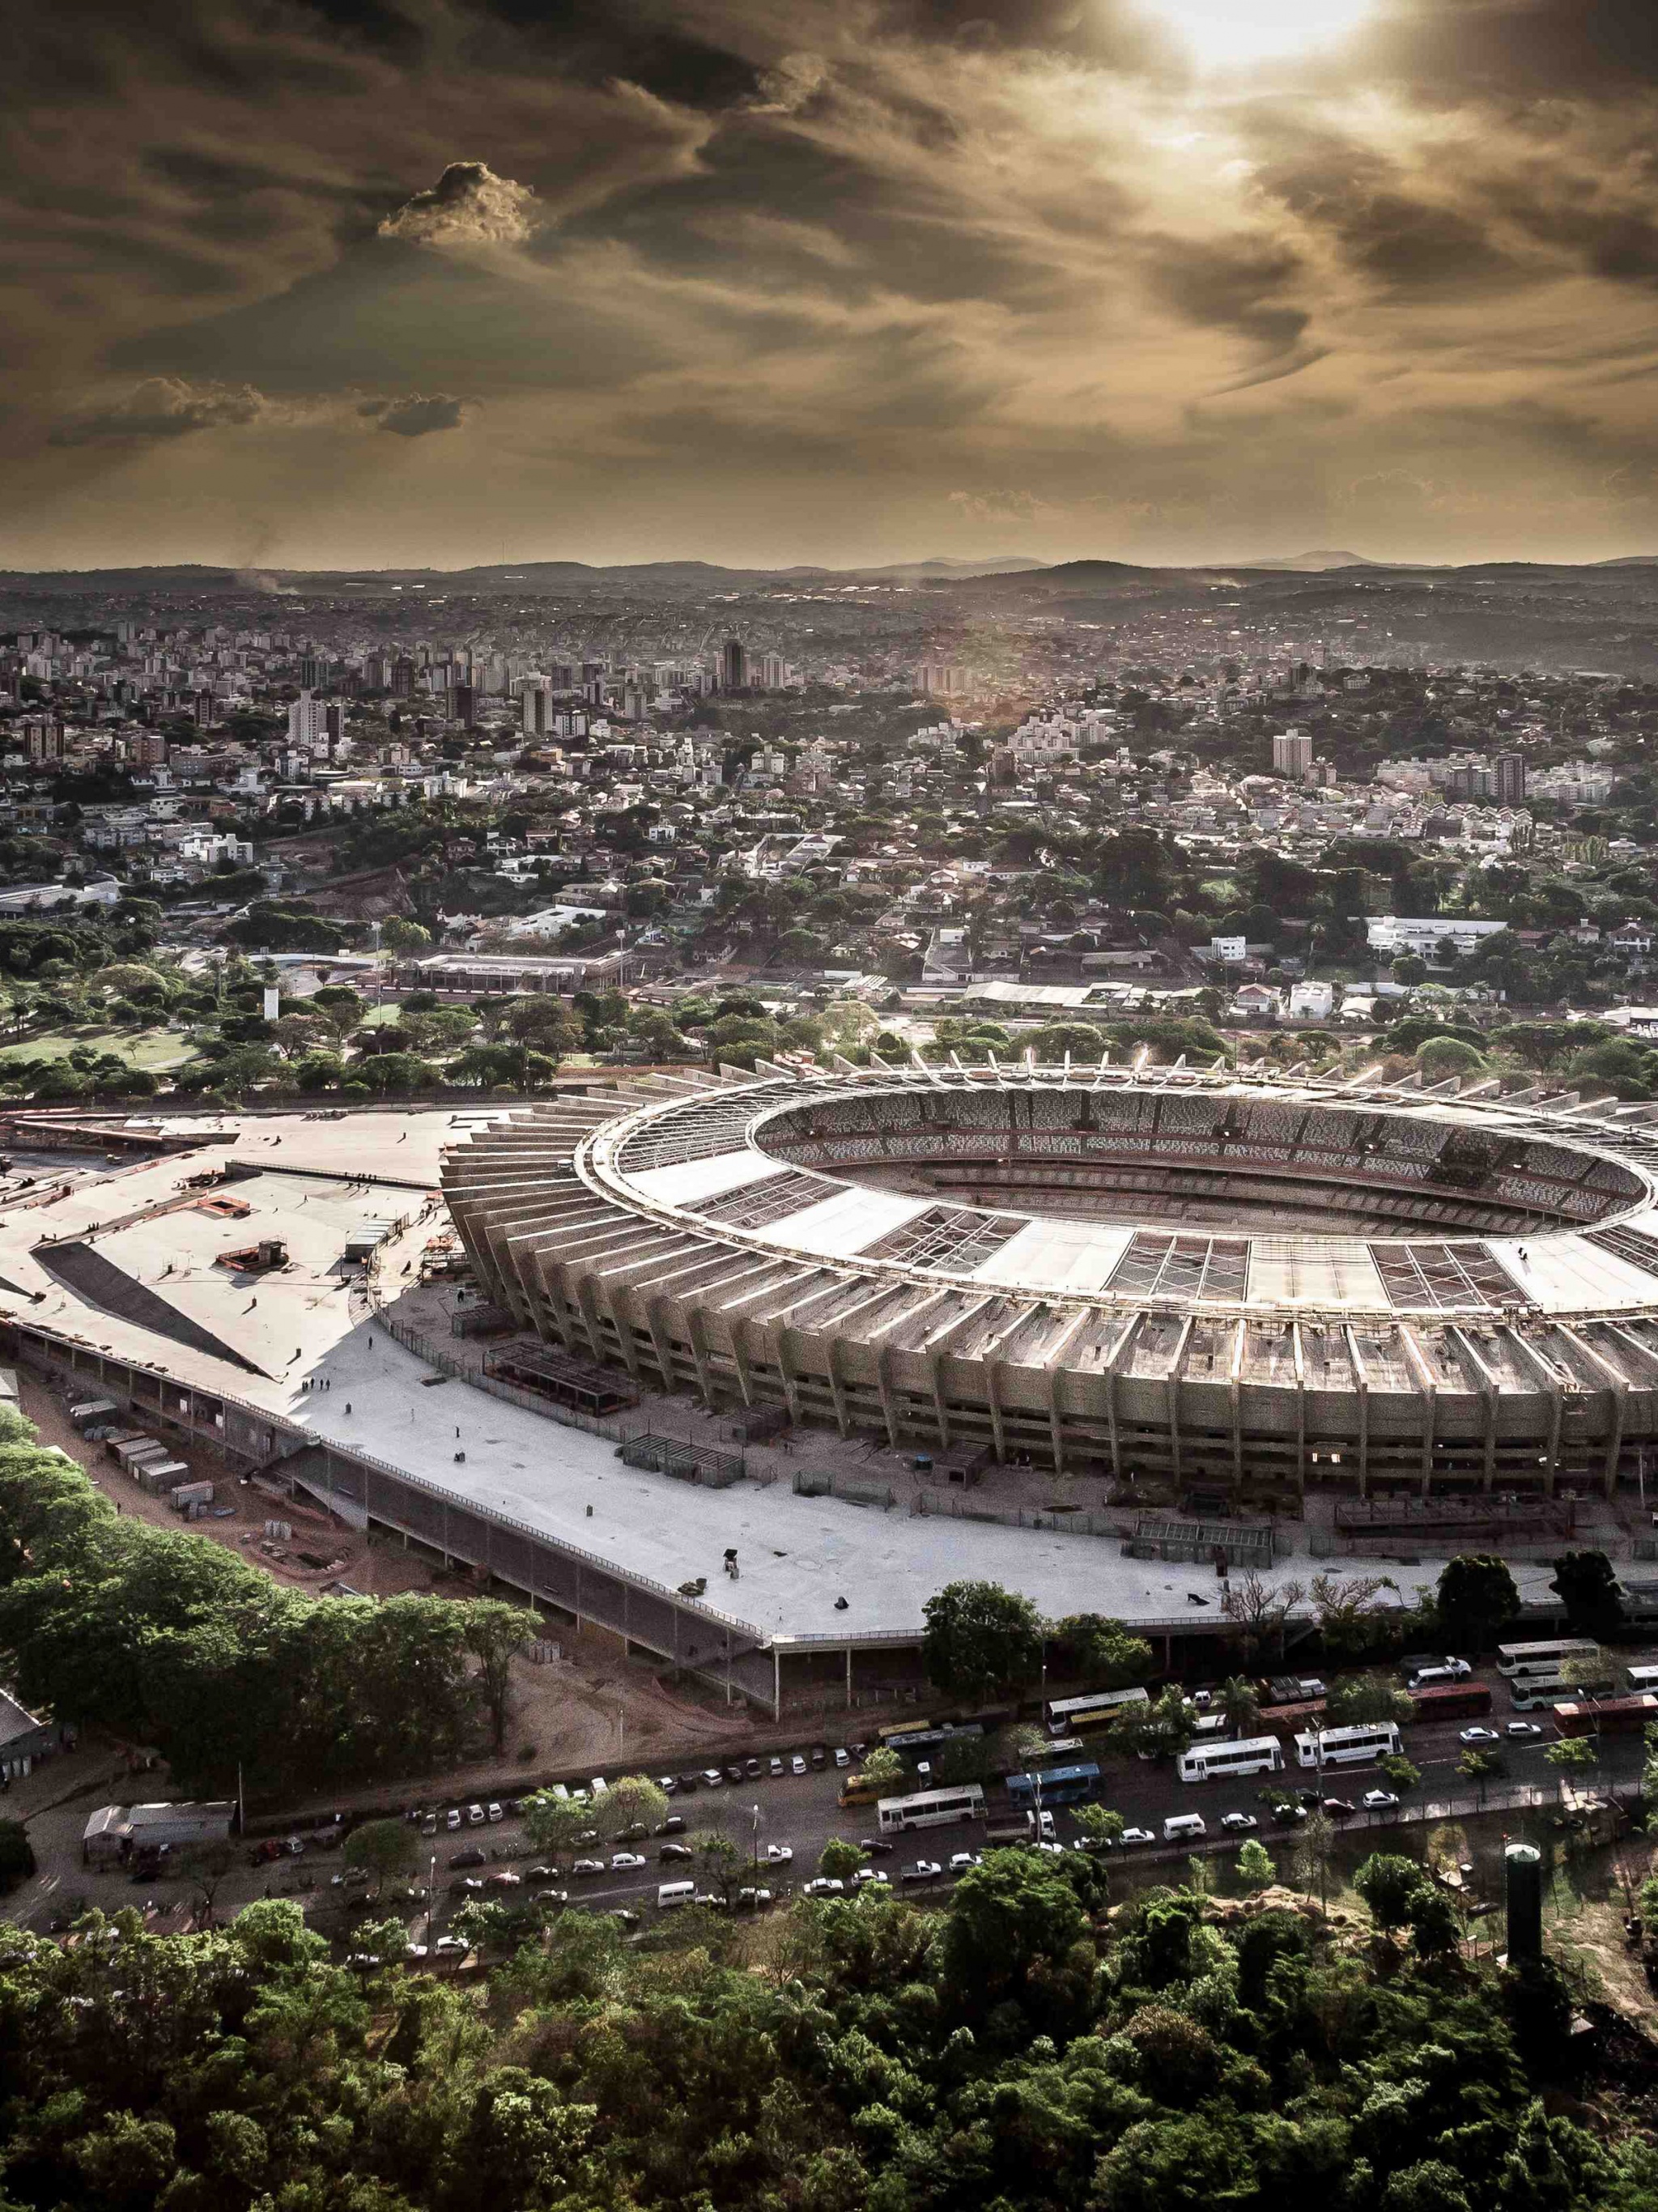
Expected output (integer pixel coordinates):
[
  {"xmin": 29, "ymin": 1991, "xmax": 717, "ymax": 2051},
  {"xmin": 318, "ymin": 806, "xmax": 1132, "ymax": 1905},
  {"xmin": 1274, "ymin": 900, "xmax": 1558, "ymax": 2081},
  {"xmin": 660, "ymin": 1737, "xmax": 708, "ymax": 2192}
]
[
  {"xmin": 433, "ymin": 1935, "xmax": 469, "ymax": 1959},
  {"xmin": 764, "ymin": 1843, "xmax": 793, "ymax": 1865},
  {"xmin": 466, "ymin": 1804, "xmax": 485, "ymax": 1826},
  {"xmin": 572, "ymin": 1858, "xmax": 604, "ymax": 1877},
  {"xmin": 1118, "ymin": 1827, "xmax": 1156, "ymax": 1848},
  {"xmin": 948, "ymin": 1851, "xmax": 979, "ymax": 1874},
  {"xmin": 444, "ymin": 1809, "xmax": 462, "ymax": 1831},
  {"xmin": 1459, "ymin": 1725, "xmax": 1501, "ymax": 1746},
  {"xmin": 1507, "ymin": 1721, "xmax": 1545, "ymax": 1740},
  {"xmin": 790, "ymin": 1754, "xmax": 807, "ymax": 1776},
  {"xmin": 486, "ymin": 1802, "xmax": 504, "ymax": 1823},
  {"xmin": 852, "ymin": 1867, "xmax": 890, "ymax": 1888},
  {"xmin": 701, "ymin": 1769, "xmax": 725, "ymax": 1787},
  {"xmin": 803, "ymin": 1876, "xmax": 845, "ymax": 1896},
  {"xmin": 735, "ymin": 1887, "xmax": 774, "ymax": 1909},
  {"xmin": 1362, "ymin": 1790, "xmax": 1401, "ymax": 1811},
  {"xmin": 834, "ymin": 1748, "xmax": 850, "ymax": 1767},
  {"xmin": 610, "ymin": 1852, "xmax": 647, "ymax": 1872},
  {"xmin": 1219, "ymin": 1812, "xmax": 1258, "ymax": 1833},
  {"xmin": 901, "ymin": 1859, "xmax": 942, "ymax": 1883}
]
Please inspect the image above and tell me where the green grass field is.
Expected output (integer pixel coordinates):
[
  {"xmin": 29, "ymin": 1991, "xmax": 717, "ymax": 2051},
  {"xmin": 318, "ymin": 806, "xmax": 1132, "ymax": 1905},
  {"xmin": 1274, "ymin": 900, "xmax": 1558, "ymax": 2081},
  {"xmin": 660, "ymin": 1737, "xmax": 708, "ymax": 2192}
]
[{"xmin": 0, "ymin": 1025, "xmax": 199, "ymax": 1070}]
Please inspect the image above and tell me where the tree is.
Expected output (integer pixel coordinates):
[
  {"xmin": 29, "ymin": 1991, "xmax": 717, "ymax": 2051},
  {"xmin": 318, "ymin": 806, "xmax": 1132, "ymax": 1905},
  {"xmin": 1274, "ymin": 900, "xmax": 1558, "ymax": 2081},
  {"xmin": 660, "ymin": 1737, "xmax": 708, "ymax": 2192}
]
[
  {"xmin": 607, "ymin": 1775, "xmax": 670, "ymax": 1833},
  {"xmin": 1435, "ymin": 1555, "xmax": 1520, "ymax": 1652},
  {"xmin": 1218, "ymin": 1570, "xmax": 1306, "ymax": 1663},
  {"xmin": 343, "ymin": 1819, "xmax": 423, "ymax": 1903},
  {"xmin": 1379, "ymin": 1753, "xmax": 1422, "ymax": 1797},
  {"xmin": 1326, "ymin": 1672, "xmax": 1415, "ymax": 1727},
  {"xmin": 1117, "ymin": 1685, "xmax": 1198, "ymax": 1763},
  {"xmin": 920, "ymin": 1580, "xmax": 1042, "ymax": 1703},
  {"xmin": 939, "ymin": 1848, "xmax": 1086, "ymax": 2005},
  {"xmin": 855, "ymin": 1746, "xmax": 906, "ymax": 1797},
  {"xmin": 818, "ymin": 1837, "xmax": 865, "ymax": 1884},
  {"xmin": 1072, "ymin": 1803, "xmax": 1125, "ymax": 1851},
  {"xmin": 1354, "ymin": 1853, "xmax": 1428, "ymax": 1938},
  {"xmin": 1216, "ymin": 1675, "xmax": 1261, "ymax": 1735},
  {"xmin": 0, "ymin": 1816, "xmax": 35, "ymax": 1891},
  {"xmin": 380, "ymin": 917, "xmax": 432, "ymax": 953},
  {"xmin": 1406, "ymin": 1882, "xmax": 1463, "ymax": 1961},
  {"xmin": 459, "ymin": 1599, "xmax": 538, "ymax": 1751},
  {"xmin": 1549, "ymin": 1551, "xmax": 1624, "ymax": 1640},
  {"xmin": 1235, "ymin": 1838, "xmax": 1275, "ymax": 1891},
  {"xmin": 1296, "ymin": 1810, "xmax": 1337, "ymax": 1909},
  {"xmin": 1053, "ymin": 1613, "xmax": 1154, "ymax": 1687},
  {"xmin": 1309, "ymin": 1572, "xmax": 1399, "ymax": 1663},
  {"xmin": 523, "ymin": 1791, "xmax": 600, "ymax": 1861},
  {"xmin": 1545, "ymin": 1735, "xmax": 1596, "ymax": 1775},
  {"xmin": 1458, "ymin": 1747, "xmax": 1499, "ymax": 1806},
  {"xmin": 691, "ymin": 1830, "xmax": 744, "ymax": 1904},
  {"xmin": 180, "ymin": 1840, "xmax": 239, "ymax": 1929}
]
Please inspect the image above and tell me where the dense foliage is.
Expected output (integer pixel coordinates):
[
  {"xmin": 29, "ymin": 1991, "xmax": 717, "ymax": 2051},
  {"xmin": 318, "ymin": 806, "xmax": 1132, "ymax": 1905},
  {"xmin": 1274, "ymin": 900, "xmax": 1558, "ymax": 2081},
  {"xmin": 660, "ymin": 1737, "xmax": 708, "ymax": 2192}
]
[
  {"xmin": 0, "ymin": 1416, "xmax": 536, "ymax": 1796},
  {"xmin": 0, "ymin": 1855, "xmax": 1648, "ymax": 2212}
]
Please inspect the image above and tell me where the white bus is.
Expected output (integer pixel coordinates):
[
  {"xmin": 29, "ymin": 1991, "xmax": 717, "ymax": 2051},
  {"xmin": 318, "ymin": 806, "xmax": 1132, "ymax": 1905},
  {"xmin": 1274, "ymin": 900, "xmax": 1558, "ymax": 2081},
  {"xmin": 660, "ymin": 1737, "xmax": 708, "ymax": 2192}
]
[
  {"xmin": 1176, "ymin": 1734, "xmax": 1284, "ymax": 1784},
  {"xmin": 1627, "ymin": 1665, "xmax": 1658, "ymax": 1694},
  {"xmin": 1044, "ymin": 1687, "xmax": 1152, "ymax": 1735},
  {"xmin": 876, "ymin": 1784, "xmax": 986, "ymax": 1835},
  {"xmin": 1293, "ymin": 1721, "xmax": 1401, "ymax": 1771},
  {"xmin": 1508, "ymin": 1671, "xmax": 1617, "ymax": 1712},
  {"xmin": 1495, "ymin": 1639, "xmax": 1601, "ymax": 1680}
]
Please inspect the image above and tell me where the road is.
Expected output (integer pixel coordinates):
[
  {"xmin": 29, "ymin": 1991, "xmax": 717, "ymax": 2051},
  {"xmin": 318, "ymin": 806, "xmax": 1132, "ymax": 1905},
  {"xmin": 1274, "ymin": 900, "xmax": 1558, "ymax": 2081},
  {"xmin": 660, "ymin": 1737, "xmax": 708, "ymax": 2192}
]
[{"xmin": 10, "ymin": 1659, "xmax": 1647, "ymax": 1939}]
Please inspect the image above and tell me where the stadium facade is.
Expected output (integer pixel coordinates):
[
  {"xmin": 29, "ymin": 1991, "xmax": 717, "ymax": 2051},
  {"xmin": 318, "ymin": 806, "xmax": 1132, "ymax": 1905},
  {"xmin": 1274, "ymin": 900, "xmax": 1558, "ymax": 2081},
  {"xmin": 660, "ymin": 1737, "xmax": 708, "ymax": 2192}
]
[{"xmin": 444, "ymin": 1061, "xmax": 1658, "ymax": 1508}]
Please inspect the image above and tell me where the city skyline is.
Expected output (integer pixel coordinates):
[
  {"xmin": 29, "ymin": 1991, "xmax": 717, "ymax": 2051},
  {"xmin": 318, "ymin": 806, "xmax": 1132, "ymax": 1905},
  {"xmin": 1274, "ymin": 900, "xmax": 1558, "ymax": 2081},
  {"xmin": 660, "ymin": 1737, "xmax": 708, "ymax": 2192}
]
[{"xmin": 5, "ymin": 0, "xmax": 1658, "ymax": 572}]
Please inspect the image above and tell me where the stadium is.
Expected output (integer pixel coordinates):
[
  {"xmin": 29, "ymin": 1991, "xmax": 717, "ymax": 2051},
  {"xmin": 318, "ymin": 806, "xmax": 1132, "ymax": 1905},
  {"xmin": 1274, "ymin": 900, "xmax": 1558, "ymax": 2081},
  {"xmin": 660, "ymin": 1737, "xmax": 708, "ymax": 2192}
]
[{"xmin": 444, "ymin": 1058, "xmax": 1658, "ymax": 1508}]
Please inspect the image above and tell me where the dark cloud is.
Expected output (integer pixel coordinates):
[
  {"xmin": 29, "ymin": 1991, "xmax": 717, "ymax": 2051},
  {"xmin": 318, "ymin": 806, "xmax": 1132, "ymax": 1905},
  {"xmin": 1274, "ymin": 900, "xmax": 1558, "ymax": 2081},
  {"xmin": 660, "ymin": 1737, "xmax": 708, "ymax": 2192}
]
[
  {"xmin": 358, "ymin": 390, "xmax": 469, "ymax": 435},
  {"xmin": 47, "ymin": 376, "xmax": 266, "ymax": 445}
]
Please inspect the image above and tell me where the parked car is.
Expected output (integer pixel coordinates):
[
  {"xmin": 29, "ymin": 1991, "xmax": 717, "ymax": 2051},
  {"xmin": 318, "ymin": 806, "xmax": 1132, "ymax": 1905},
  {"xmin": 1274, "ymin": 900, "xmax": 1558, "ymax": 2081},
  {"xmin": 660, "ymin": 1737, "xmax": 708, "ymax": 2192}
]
[
  {"xmin": 659, "ymin": 1776, "xmax": 678, "ymax": 1796},
  {"xmin": 676, "ymin": 1775, "xmax": 700, "ymax": 1793},
  {"xmin": 852, "ymin": 1867, "xmax": 890, "ymax": 1888},
  {"xmin": 790, "ymin": 1754, "xmax": 807, "ymax": 1776},
  {"xmin": 660, "ymin": 1843, "xmax": 694, "ymax": 1862},
  {"xmin": 768, "ymin": 1756, "xmax": 784, "ymax": 1778},
  {"xmin": 572, "ymin": 1859, "xmax": 604, "ymax": 1877},
  {"xmin": 525, "ymin": 1865, "xmax": 560, "ymax": 1882},
  {"xmin": 745, "ymin": 1758, "xmax": 763, "ymax": 1779},
  {"xmin": 485, "ymin": 1802, "xmax": 504, "ymax": 1823},
  {"xmin": 725, "ymin": 1763, "xmax": 745, "ymax": 1784},
  {"xmin": 613, "ymin": 1822, "xmax": 648, "ymax": 1843},
  {"xmin": 466, "ymin": 1804, "xmax": 485, "ymax": 1827},
  {"xmin": 1219, "ymin": 1812, "xmax": 1258, "ymax": 1833},
  {"xmin": 859, "ymin": 1838, "xmax": 895, "ymax": 1856},
  {"xmin": 834, "ymin": 1748, "xmax": 850, "ymax": 1768},
  {"xmin": 449, "ymin": 1847, "xmax": 487, "ymax": 1869},
  {"xmin": 450, "ymin": 1876, "xmax": 486, "ymax": 1897},
  {"xmin": 948, "ymin": 1851, "xmax": 980, "ymax": 1874},
  {"xmin": 609, "ymin": 1909, "xmax": 641, "ymax": 1929},
  {"xmin": 700, "ymin": 1769, "xmax": 725, "ymax": 1788},
  {"xmin": 1362, "ymin": 1790, "xmax": 1401, "ymax": 1812},
  {"xmin": 1507, "ymin": 1721, "xmax": 1545, "ymax": 1740},
  {"xmin": 803, "ymin": 1877, "xmax": 845, "ymax": 1896},
  {"xmin": 610, "ymin": 1852, "xmax": 647, "ymax": 1872},
  {"xmin": 900, "ymin": 1859, "xmax": 942, "ymax": 1884},
  {"xmin": 488, "ymin": 1870, "xmax": 523, "ymax": 1889},
  {"xmin": 654, "ymin": 1814, "xmax": 687, "ymax": 1835},
  {"xmin": 764, "ymin": 1843, "xmax": 793, "ymax": 1865},
  {"xmin": 445, "ymin": 1809, "xmax": 462, "ymax": 1831},
  {"xmin": 735, "ymin": 1887, "xmax": 774, "ymax": 1909},
  {"xmin": 1459, "ymin": 1725, "xmax": 1501, "ymax": 1746},
  {"xmin": 433, "ymin": 1935, "xmax": 469, "ymax": 1959},
  {"xmin": 811, "ymin": 1747, "xmax": 827, "ymax": 1768},
  {"xmin": 1321, "ymin": 1798, "xmax": 1357, "ymax": 1819}
]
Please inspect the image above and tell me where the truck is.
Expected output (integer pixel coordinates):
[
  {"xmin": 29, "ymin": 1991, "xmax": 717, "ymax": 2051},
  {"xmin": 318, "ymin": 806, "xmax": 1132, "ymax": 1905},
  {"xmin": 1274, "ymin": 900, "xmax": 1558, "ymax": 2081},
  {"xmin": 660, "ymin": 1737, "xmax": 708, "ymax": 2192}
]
[{"xmin": 984, "ymin": 1819, "xmax": 1035, "ymax": 1847}]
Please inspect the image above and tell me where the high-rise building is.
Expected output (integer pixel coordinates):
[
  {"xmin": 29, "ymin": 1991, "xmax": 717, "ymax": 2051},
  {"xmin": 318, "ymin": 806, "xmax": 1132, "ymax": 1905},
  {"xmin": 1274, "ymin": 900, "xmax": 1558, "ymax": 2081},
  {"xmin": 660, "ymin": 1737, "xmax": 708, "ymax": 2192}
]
[
  {"xmin": 1272, "ymin": 728, "xmax": 1313, "ymax": 779},
  {"xmin": 917, "ymin": 663, "xmax": 968, "ymax": 696},
  {"xmin": 1494, "ymin": 751, "xmax": 1527, "ymax": 804},
  {"xmin": 287, "ymin": 691, "xmax": 328, "ymax": 751},
  {"xmin": 521, "ymin": 683, "xmax": 552, "ymax": 738},
  {"xmin": 721, "ymin": 638, "xmax": 747, "ymax": 691},
  {"xmin": 300, "ymin": 654, "xmax": 326, "ymax": 689},
  {"xmin": 449, "ymin": 683, "xmax": 477, "ymax": 728}
]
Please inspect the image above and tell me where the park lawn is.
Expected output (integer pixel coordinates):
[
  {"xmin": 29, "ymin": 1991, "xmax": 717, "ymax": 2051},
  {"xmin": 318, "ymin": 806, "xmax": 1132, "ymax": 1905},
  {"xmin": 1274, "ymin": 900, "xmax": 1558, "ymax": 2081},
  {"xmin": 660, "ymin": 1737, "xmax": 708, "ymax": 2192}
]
[{"xmin": 0, "ymin": 1025, "xmax": 200, "ymax": 1070}]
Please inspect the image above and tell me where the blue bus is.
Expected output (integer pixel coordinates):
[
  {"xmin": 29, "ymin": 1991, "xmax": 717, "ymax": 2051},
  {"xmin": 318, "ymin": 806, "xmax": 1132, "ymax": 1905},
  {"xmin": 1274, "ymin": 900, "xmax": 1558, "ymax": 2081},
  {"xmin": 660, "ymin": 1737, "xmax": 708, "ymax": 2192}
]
[{"xmin": 1005, "ymin": 1762, "xmax": 1100, "ymax": 1808}]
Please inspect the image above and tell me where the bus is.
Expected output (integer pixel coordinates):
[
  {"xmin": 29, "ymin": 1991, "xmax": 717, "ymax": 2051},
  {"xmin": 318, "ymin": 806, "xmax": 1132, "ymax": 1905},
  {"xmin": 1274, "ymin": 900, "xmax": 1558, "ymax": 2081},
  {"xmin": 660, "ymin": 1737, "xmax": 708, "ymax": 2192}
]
[
  {"xmin": 1005, "ymin": 1763, "xmax": 1100, "ymax": 1809},
  {"xmin": 882, "ymin": 1723, "xmax": 984, "ymax": 1763},
  {"xmin": 1176, "ymin": 1734, "xmax": 1284, "ymax": 1784},
  {"xmin": 1408, "ymin": 1682, "xmax": 1492, "ymax": 1723},
  {"xmin": 1496, "ymin": 1640, "xmax": 1601, "ymax": 1680},
  {"xmin": 1626, "ymin": 1665, "xmax": 1658, "ymax": 1694},
  {"xmin": 1554, "ymin": 1694, "xmax": 1658, "ymax": 1738},
  {"xmin": 876, "ymin": 1784, "xmax": 985, "ymax": 1835},
  {"xmin": 1293, "ymin": 1721, "xmax": 1401, "ymax": 1771},
  {"xmin": 837, "ymin": 1773, "xmax": 884, "ymax": 1808},
  {"xmin": 1044, "ymin": 1687, "xmax": 1152, "ymax": 1736},
  {"xmin": 1260, "ymin": 1699, "xmax": 1327, "ymax": 1733},
  {"xmin": 878, "ymin": 1717, "xmax": 937, "ymax": 1743},
  {"xmin": 1045, "ymin": 1737, "xmax": 1086, "ymax": 1759},
  {"xmin": 1508, "ymin": 1673, "xmax": 1618, "ymax": 1712}
]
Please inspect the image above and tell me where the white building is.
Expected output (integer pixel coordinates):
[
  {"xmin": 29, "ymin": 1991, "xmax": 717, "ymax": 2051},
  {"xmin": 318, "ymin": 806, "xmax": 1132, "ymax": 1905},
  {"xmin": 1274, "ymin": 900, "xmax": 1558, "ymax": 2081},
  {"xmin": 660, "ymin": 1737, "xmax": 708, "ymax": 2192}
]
[
  {"xmin": 1288, "ymin": 979, "xmax": 1334, "ymax": 1020},
  {"xmin": 287, "ymin": 691, "xmax": 329, "ymax": 751},
  {"xmin": 1366, "ymin": 917, "xmax": 1508, "ymax": 959}
]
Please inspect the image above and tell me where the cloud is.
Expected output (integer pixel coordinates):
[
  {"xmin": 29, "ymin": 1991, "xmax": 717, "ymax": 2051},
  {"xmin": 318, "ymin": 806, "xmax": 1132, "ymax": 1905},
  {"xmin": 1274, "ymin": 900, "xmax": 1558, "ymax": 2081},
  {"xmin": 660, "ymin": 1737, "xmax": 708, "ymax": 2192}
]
[
  {"xmin": 48, "ymin": 376, "xmax": 266, "ymax": 446},
  {"xmin": 377, "ymin": 160, "xmax": 538, "ymax": 248},
  {"xmin": 357, "ymin": 391, "xmax": 470, "ymax": 436}
]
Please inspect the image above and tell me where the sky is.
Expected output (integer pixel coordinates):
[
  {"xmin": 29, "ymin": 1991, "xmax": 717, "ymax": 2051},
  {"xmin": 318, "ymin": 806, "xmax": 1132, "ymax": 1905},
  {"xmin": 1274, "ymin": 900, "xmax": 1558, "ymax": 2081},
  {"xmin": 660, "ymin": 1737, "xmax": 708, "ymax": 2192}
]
[{"xmin": 4, "ymin": 0, "xmax": 1658, "ymax": 572}]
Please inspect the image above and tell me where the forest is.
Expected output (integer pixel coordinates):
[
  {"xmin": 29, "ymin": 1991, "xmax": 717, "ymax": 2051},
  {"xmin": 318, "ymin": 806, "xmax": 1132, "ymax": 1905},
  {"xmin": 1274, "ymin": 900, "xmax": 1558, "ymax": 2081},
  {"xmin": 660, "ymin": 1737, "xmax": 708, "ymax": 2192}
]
[{"xmin": 0, "ymin": 1849, "xmax": 1651, "ymax": 2212}]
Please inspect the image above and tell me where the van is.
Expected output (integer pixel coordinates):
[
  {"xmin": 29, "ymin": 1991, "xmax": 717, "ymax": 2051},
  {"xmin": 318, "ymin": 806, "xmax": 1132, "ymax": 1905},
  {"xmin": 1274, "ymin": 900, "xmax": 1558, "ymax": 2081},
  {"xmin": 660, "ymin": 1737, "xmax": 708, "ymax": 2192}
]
[
  {"xmin": 1163, "ymin": 1814, "xmax": 1207, "ymax": 1844},
  {"xmin": 657, "ymin": 1880, "xmax": 695, "ymax": 1911},
  {"xmin": 1408, "ymin": 1665, "xmax": 1458, "ymax": 1691}
]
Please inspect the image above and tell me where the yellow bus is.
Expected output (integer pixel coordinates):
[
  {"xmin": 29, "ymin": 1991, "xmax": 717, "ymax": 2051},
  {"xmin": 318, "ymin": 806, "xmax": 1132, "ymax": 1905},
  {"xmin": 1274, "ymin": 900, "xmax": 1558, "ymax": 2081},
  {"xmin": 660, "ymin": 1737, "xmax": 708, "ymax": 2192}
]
[{"xmin": 836, "ymin": 1773, "xmax": 884, "ymax": 1807}]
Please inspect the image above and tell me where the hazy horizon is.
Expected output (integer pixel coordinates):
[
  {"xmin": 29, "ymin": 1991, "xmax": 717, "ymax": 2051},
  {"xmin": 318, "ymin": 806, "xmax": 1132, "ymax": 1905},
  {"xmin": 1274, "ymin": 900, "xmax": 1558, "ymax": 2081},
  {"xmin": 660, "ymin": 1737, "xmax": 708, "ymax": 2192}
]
[{"xmin": 6, "ymin": 0, "xmax": 1658, "ymax": 574}]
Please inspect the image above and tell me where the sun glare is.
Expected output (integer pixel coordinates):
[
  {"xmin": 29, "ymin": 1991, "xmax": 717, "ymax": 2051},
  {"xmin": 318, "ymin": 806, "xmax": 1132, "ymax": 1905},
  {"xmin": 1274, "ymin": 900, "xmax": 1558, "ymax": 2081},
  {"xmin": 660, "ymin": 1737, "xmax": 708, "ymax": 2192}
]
[{"xmin": 1146, "ymin": 0, "xmax": 1375, "ymax": 66}]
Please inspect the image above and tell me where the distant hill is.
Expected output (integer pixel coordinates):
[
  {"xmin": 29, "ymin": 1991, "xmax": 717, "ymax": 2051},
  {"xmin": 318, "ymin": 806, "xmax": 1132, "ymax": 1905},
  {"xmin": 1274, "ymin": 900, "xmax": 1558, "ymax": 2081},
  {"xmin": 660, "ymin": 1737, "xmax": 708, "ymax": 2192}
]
[{"xmin": 1231, "ymin": 550, "xmax": 1377, "ymax": 572}]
